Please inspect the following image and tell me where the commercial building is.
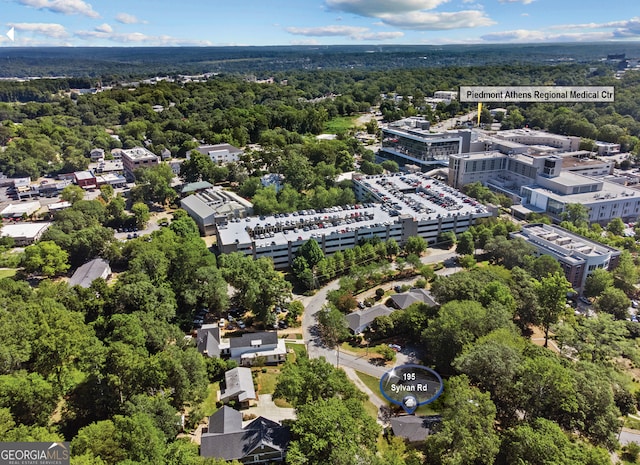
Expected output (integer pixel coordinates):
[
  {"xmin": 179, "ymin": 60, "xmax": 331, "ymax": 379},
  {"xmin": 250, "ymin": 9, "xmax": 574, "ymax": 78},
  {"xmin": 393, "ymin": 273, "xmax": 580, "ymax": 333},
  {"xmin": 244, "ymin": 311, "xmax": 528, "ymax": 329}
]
[
  {"xmin": 493, "ymin": 128, "xmax": 581, "ymax": 153},
  {"xmin": 191, "ymin": 143, "xmax": 243, "ymax": 165},
  {"xmin": 74, "ymin": 171, "xmax": 97, "ymax": 190},
  {"xmin": 121, "ymin": 147, "xmax": 159, "ymax": 180},
  {"xmin": 216, "ymin": 173, "xmax": 491, "ymax": 269},
  {"xmin": 1, "ymin": 201, "xmax": 41, "ymax": 218},
  {"xmin": 449, "ymin": 150, "xmax": 639, "ymax": 224},
  {"xmin": 0, "ymin": 222, "xmax": 52, "ymax": 246},
  {"xmin": 181, "ymin": 187, "xmax": 253, "ymax": 236},
  {"xmin": 510, "ymin": 223, "xmax": 621, "ymax": 290},
  {"xmin": 378, "ymin": 117, "xmax": 471, "ymax": 170}
]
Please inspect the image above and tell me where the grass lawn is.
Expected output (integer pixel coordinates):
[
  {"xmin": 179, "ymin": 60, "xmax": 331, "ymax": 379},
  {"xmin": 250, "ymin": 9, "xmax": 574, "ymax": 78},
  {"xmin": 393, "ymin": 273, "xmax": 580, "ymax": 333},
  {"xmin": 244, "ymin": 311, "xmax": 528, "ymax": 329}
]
[
  {"xmin": 286, "ymin": 343, "xmax": 307, "ymax": 363},
  {"xmin": 324, "ymin": 116, "xmax": 358, "ymax": 133},
  {"xmin": 253, "ymin": 367, "xmax": 282, "ymax": 395},
  {"xmin": 201, "ymin": 382, "xmax": 220, "ymax": 417},
  {"xmin": 0, "ymin": 269, "xmax": 17, "ymax": 279},
  {"xmin": 355, "ymin": 370, "xmax": 383, "ymax": 397}
]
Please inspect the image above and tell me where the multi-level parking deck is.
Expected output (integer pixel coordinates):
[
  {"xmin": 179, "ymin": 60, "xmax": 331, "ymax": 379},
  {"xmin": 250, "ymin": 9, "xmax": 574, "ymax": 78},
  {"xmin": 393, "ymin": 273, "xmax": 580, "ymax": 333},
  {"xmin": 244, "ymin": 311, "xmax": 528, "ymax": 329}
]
[{"xmin": 216, "ymin": 173, "xmax": 492, "ymax": 269}]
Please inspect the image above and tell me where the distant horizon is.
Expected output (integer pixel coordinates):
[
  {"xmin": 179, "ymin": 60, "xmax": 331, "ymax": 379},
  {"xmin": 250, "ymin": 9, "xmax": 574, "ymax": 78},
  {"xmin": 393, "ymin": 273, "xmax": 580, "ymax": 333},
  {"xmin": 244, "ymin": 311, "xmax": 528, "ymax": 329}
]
[
  {"xmin": 3, "ymin": 41, "xmax": 640, "ymax": 49},
  {"xmin": 1, "ymin": 0, "xmax": 639, "ymax": 48}
]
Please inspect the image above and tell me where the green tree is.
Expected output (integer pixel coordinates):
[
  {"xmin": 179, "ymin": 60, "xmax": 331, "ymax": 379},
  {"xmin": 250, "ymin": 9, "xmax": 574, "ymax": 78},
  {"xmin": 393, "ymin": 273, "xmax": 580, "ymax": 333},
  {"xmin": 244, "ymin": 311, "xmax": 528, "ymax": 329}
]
[
  {"xmin": 583, "ymin": 268, "xmax": 614, "ymax": 299},
  {"xmin": 316, "ymin": 304, "xmax": 350, "ymax": 349},
  {"xmin": 607, "ymin": 217, "xmax": 626, "ymax": 236},
  {"xmin": 274, "ymin": 356, "xmax": 364, "ymax": 407},
  {"xmin": 404, "ymin": 235, "xmax": 427, "ymax": 256},
  {"xmin": 499, "ymin": 417, "xmax": 609, "ymax": 465},
  {"xmin": 535, "ymin": 272, "xmax": 573, "ymax": 347},
  {"xmin": 612, "ymin": 251, "xmax": 638, "ymax": 296},
  {"xmin": 456, "ymin": 231, "xmax": 475, "ymax": 256},
  {"xmin": 298, "ymin": 239, "xmax": 324, "ymax": 269},
  {"xmin": 22, "ymin": 240, "xmax": 70, "ymax": 277},
  {"xmin": 426, "ymin": 375, "xmax": 500, "ymax": 465},
  {"xmin": 287, "ymin": 397, "xmax": 379, "ymax": 465},
  {"xmin": 61, "ymin": 184, "xmax": 85, "ymax": 205},
  {"xmin": 594, "ymin": 286, "xmax": 631, "ymax": 320},
  {"xmin": 0, "ymin": 371, "xmax": 57, "ymax": 426},
  {"xmin": 562, "ymin": 203, "xmax": 589, "ymax": 228},
  {"xmin": 131, "ymin": 202, "xmax": 150, "ymax": 229},
  {"xmin": 525, "ymin": 254, "xmax": 562, "ymax": 281}
]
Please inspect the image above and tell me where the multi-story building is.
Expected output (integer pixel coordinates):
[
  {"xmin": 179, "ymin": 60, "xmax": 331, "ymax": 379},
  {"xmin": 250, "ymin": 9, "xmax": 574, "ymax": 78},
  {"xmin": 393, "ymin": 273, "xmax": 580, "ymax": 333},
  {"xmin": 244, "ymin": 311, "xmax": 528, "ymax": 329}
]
[
  {"xmin": 215, "ymin": 173, "xmax": 491, "ymax": 269},
  {"xmin": 379, "ymin": 118, "xmax": 471, "ymax": 171},
  {"xmin": 121, "ymin": 147, "xmax": 159, "ymax": 180},
  {"xmin": 449, "ymin": 150, "xmax": 637, "ymax": 224},
  {"xmin": 181, "ymin": 187, "xmax": 254, "ymax": 236},
  {"xmin": 191, "ymin": 143, "xmax": 243, "ymax": 165},
  {"xmin": 510, "ymin": 223, "xmax": 620, "ymax": 290}
]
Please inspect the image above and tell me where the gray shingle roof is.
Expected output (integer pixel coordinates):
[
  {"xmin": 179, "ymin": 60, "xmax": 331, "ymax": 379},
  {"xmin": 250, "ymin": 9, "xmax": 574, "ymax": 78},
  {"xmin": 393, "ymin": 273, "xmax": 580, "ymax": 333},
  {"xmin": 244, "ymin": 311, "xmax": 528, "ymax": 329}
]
[
  {"xmin": 220, "ymin": 367, "xmax": 256, "ymax": 403},
  {"xmin": 229, "ymin": 331, "xmax": 278, "ymax": 349},
  {"xmin": 201, "ymin": 409, "xmax": 290, "ymax": 460},
  {"xmin": 196, "ymin": 324, "xmax": 221, "ymax": 357},
  {"xmin": 389, "ymin": 415, "xmax": 440, "ymax": 442},
  {"xmin": 345, "ymin": 304, "xmax": 393, "ymax": 333},
  {"xmin": 68, "ymin": 258, "xmax": 111, "ymax": 288}
]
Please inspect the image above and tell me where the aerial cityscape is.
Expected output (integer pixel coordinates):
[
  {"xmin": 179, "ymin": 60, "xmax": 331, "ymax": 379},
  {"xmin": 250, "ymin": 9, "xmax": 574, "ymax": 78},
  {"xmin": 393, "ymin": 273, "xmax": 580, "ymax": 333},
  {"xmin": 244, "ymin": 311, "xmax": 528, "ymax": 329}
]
[{"xmin": 2, "ymin": 1, "xmax": 640, "ymax": 465}]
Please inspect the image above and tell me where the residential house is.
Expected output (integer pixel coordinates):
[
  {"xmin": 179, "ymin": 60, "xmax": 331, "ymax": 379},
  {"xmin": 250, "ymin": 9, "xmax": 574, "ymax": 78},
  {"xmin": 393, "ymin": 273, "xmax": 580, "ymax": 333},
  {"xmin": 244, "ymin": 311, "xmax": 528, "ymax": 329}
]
[
  {"xmin": 68, "ymin": 258, "xmax": 111, "ymax": 288},
  {"xmin": 346, "ymin": 304, "xmax": 394, "ymax": 334},
  {"xmin": 389, "ymin": 415, "xmax": 441, "ymax": 443},
  {"xmin": 218, "ymin": 367, "xmax": 256, "ymax": 409},
  {"xmin": 200, "ymin": 406, "xmax": 290, "ymax": 463},
  {"xmin": 388, "ymin": 288, "xmax": 438, "ymax": 310},
  {"xmin": 196, "ymin": 324, "xmax": 286, "ymax": 366}
]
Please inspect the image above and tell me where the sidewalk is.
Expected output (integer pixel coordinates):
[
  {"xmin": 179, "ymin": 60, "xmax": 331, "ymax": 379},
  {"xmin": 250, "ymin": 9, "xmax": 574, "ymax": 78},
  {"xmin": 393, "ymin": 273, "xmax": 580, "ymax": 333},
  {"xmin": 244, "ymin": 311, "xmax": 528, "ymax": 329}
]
[{"xmin": 341, "ymin": 366, "xmax": 388, "ymax": 425}]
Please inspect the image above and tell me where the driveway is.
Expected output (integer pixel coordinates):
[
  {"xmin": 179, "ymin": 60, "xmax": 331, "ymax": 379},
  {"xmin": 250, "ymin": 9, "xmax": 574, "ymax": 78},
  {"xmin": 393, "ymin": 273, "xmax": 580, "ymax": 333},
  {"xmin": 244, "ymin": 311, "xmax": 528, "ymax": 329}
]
[{"xmin": 243, "ymin": 394, "xmax": 295, "ymax": 425}]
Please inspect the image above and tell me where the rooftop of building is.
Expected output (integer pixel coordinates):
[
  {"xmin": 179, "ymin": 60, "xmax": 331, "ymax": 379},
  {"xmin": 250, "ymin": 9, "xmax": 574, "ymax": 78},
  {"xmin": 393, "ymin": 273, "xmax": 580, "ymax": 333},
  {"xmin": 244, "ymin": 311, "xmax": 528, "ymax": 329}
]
[
  {"xmin": 121, "ymin": 147, "xmax": 158, "ymax": 161},
  {"xmin": 513, "ymin": 223, "xmax": 620, "ymax": 258},
  {"xmin": 561, "ymin": 156, "xmax": 611, "ymax": 169},
  {"xmin": 0, "ymin": 222, "xmax": 52, "ymax": 238},
  {"xmin": 74, "ymin": 171, "xmax": 95, "ymax": 181},
  {"xmin": 217, "ymin": 173, "xmax": 488, "ymax": 248},
  {"xmin": 194, "ymin": 143, "xmax": 243, "ymax": 155},
  {"xmin": 496, "ymin": 128, "xmax": 577, "ymax": 141},
  {"xmin": 526, "ymin": 174, "xmax": 636, "ymax": 201}
]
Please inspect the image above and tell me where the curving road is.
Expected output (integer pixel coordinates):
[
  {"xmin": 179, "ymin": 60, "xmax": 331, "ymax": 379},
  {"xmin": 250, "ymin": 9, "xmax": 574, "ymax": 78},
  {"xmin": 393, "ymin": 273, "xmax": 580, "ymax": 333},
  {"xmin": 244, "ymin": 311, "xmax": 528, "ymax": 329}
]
[{"xmin": 299, "ymin": 248, "xmax": 459, "ymax": 379}]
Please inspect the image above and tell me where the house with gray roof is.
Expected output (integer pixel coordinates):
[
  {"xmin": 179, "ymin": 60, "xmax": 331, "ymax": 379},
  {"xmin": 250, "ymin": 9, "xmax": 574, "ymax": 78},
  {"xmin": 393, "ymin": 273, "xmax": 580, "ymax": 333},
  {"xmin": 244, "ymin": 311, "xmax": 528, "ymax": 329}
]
[
  {"xmin": 389, "ymin": 415, "xmax": 441, "ymax": 443},
  {"xmin": 389, "ymin": 288, "xmax": 438, "ymax": 310},
  {"xmin": 200, "ymin": 406, "xmax": 290, "ymax": 463},
  {"xmin": 219, "ymin": 367, "xmax": 256, "ymax": 408},
  {"xmin": 196, "ymin": 325, "xmax": 285, "ymax": 366},
  {"xmin": 68, "ymin": 258, "xmax": 111, "ymax": 288},
  {"xmin": 196, "ymin": 324, "xmax": 229, "ymax": 359},
  {"xmin": 229, "ymin": 331, "xmax": 287, "ymax": 366},
  {"xmin": 346, "ymin": 304, "xmax": 394, "ymax": 334}
]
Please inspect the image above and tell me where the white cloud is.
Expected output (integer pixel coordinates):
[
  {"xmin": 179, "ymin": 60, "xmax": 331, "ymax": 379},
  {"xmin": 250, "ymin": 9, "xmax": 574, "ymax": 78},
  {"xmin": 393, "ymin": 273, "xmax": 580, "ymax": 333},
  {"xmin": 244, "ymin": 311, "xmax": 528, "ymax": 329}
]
[
  {"xmin": 8, "ymin": 22, "xmax": 68, "ymax": 38},
  {"xmin": 290, "ymin": 39, "xmax": 321, "ymax": 45},
  {"xmin": 285, "ymin": 25, "xmax": 369, "ymax": 37},
  {"xmin": 498, "ymin": 0, "xmax": 535, "ymax": 4},
  {"xmin": 547, "ymin": 17, "xmax": 640, "ymax": 39},
  {"xmin": 481, "ymin": 29, "xmax": 615, "ymax": 42},
  {"xmin": 17, "ymin": 0, "xmax": 99, "ymax": 18},
  {"xmin": 94, "ymin": 23, "xmax": 112, "ymax": 33},
  {"xmin": 285, "ymin": 24, "xmax": 403, "ymax": 41},
  {"xmin": 325, "ymin": 0, "xmax": 449, "ymax": 17},
  {"xmin": 115, "ymin": 13, "xmax": 146, "ymax": 24},
  {"xmin": 74, "ymin": 29, "xmax": 212, "ymax": 45},
  {"xmin": 379, "ymin": 10, "xmax": 495, "ymax": 30}
]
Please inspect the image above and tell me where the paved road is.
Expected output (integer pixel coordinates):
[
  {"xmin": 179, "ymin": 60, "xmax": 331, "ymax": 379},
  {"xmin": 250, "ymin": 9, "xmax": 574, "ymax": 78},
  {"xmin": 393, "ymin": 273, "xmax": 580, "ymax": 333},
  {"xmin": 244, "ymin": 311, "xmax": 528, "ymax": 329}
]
[{"xmin": 300, "ymin": 248, "xmax": 459, "ymax": 377}]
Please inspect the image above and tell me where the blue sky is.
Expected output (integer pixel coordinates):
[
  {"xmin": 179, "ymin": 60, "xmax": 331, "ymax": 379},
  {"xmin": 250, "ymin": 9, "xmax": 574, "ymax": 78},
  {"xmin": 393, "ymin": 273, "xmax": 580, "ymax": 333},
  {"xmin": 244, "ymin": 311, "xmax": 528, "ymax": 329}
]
[{"xmin": 1, "ymin": 0, "xmax": 639, "ymax": 47}]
